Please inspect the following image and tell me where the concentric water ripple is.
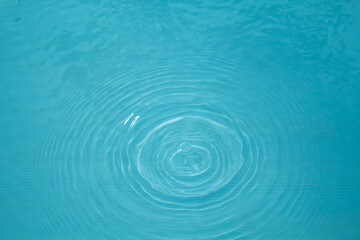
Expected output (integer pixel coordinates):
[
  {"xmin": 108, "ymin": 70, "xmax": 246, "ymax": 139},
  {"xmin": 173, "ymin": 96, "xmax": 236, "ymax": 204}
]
[
  {"xmin": 23, "ymin": 47, "xmax": 322, "ymax": 239},
  {"xmin": 1, "ymin": 0, "xmax": 358, "ymax": 238}
]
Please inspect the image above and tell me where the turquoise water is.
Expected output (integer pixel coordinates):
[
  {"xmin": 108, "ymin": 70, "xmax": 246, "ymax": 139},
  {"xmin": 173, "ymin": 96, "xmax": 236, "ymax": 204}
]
[{"xmin": 1, "ymin": 0, "xmax": 360, "ymax": 239}]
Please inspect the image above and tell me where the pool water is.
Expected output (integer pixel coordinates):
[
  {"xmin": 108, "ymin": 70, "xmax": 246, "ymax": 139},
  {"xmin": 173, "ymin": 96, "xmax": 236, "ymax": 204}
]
[{"xmin": 1, "ymin": 1, "xmax": 360, "ymax": 239}]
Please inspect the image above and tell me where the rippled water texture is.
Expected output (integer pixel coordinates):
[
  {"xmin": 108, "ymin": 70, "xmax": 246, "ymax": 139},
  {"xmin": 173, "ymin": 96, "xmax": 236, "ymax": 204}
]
[{"xmin": 1, "ymin": 1, "xmax": 360, "ymax": 239}]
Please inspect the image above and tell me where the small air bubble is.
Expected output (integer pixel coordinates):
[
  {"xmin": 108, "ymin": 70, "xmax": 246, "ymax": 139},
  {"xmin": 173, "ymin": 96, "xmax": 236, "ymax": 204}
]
[{"xmin": 180, "ymin": 142, "xmax": 192, "ymax": 152}]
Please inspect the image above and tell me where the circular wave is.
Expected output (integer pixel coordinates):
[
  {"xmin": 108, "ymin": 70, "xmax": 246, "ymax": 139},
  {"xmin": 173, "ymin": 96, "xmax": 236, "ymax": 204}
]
[{"xmin": 26, "ymin": 49, "xmax": 313, "ymax": 239}]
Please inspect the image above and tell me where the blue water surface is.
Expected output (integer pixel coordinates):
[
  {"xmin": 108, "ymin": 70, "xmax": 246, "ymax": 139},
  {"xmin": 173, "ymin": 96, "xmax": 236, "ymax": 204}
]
[{"xmin": 1, "ymin": 1, "xmax": 360, "ymax": 239}]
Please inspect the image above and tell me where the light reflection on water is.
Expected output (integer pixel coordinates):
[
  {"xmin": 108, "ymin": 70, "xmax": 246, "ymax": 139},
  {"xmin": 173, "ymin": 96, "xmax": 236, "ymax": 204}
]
[{"xmin": 0, "ymin": 0, "xmax": 359, "ymax": 239}]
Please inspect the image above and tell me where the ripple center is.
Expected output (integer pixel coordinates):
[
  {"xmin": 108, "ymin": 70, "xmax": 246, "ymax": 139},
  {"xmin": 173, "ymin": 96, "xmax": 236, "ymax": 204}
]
[{"xmin": 180, "ymin": 142, "xmax": 192, "ymax": 152}]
